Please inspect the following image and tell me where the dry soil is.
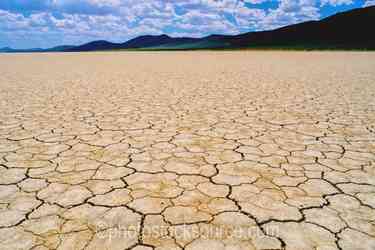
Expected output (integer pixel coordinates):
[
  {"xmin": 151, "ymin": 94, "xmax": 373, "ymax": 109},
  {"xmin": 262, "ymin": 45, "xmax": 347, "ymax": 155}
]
[{"xmin": 0, "ymin": 51, "xmax": 375, "ymax": 250}]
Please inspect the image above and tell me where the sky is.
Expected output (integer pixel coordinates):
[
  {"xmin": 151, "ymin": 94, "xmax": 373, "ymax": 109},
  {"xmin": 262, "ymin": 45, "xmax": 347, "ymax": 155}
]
[{"xmin": 0, "ymin": 0, "xmax": 374, "ymax": 49}]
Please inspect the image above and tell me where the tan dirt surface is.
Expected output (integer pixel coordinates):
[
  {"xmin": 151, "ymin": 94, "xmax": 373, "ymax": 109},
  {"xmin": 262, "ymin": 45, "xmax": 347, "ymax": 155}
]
[{"xmin": 0, "ymin": 51, "xmax": 375, "ymax": 250}]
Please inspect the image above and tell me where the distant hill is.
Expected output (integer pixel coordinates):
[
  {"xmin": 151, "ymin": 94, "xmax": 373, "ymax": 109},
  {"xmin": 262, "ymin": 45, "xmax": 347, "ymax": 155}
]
[
  {"xmin": 66, "ymin": 41, "xmax": 121, "ymax": 52},
  {"xmin": 221, "ymin": 5, "xmax": 375, "ymax": 49},
  {"xmin": 1, "ymin": 6, "xmax": 374, "ymax": 52},
  {"xmin": 0, "ymin": 47, "xmax": 13, "ymax": 52},
  {"xmin": 121, "ymin": 35, "xmax": 200, "ymax": 49},
  {"xmin": 0, "ymin": 45, "xmax": 75, "ymax": 53},
  {"xmin": 46, "ymin": 45, "xmax": 76, "ymax": 52},
  {"xmin": 65, "ymin": 35, "xmax": 200, "ymax": 52},
  {"xmin": 0, "ymin": 47, "xmax": 44, "ymax": 53}
]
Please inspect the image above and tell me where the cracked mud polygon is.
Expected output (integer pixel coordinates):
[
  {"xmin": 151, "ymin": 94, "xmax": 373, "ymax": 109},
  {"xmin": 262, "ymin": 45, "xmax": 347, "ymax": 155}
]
[{"xmin": 0, "ymin": 52, "xmax": 375, "ymax": 250}]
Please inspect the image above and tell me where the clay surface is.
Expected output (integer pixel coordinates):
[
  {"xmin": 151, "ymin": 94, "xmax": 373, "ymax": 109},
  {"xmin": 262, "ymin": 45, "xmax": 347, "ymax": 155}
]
[{"xmin": 0, "ymin": 51, "xmax": 374, "ymax": 250}]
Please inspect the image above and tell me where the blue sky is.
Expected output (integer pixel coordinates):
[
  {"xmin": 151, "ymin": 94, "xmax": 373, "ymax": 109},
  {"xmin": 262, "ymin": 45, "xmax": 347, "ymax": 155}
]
[{"xmin": 0, "ymin": 0, "xmax": 373, "ymax": 49}]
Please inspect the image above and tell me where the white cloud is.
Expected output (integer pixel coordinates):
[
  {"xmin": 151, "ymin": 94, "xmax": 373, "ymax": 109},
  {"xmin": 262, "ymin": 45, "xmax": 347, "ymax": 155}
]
[
  {"xmin": 321, "ymin": 0, "xmax": 353, "ymax": 6},
  {"xmin": 246, "ymin": 0, "xmax": 320, "ymax": 30},
  {"xmin": 363, "ymin": 0, "xmax": 375, "ymax": 7}
]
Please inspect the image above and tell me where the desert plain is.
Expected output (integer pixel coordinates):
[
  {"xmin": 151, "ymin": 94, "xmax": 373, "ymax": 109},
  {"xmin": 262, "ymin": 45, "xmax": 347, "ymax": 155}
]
[{"xmin": 0, "ymin": 51, "xmax": 375, "ymax": 250}]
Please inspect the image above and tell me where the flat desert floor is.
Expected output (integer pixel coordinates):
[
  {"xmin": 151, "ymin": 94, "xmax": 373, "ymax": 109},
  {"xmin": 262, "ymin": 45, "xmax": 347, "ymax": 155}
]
[{"xmin": 0, "ymin": 52, "xmax": 375, "ymax": 250}]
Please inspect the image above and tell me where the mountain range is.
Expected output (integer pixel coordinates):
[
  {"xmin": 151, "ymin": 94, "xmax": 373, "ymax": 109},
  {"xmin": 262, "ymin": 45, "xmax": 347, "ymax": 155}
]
[{"xmin": 1, "ymin": 6, "xmax": 374, "ymax": 53}]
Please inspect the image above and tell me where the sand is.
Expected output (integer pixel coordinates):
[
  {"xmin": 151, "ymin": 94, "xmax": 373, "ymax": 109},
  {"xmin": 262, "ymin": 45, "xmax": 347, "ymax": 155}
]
[{"xmin": 0, "ymin": 51, "xmax": 375, "ymax": 250}]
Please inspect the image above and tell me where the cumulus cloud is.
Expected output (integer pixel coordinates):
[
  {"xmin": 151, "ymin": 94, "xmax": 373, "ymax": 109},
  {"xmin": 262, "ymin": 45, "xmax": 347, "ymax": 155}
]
[
  {"xmin": 321, "ymin": 0, "xmax": 353, "ymax": 6},
  {"xmin": 363, "ymin": 0, "xmax": 375, "ymax": 6},
  {"xmin": 257, "ymin": 0, "xmax": 320, "ymax": 30}
]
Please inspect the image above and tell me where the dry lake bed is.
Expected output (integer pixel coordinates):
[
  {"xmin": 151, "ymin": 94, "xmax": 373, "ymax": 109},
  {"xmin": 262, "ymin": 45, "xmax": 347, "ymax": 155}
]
[{"xmin": 0, "ymin": 51, "xmax": 375, "ymax": 250}]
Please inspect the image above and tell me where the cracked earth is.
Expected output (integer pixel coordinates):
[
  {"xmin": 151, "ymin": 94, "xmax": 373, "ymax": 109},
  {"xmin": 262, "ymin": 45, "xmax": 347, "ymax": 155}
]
[{"xmin": 0, "ymin": 51, "xmax": 375, "ymax": 250}]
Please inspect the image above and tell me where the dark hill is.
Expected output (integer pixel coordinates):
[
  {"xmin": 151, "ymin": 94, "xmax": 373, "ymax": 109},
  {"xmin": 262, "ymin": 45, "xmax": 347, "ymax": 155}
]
[
  {"xmin": 121, "ymin": 34, "xmax": 199, "ymax": 48},
  {"xmin": 66, "ymin": 40, "xmax": 121, "ymax": 52},
  {"xmin": 224, "ymin": 6, "xmax": 375, "ymax": 49},
  {"xmin": 65, "ymin": 35, "xmax": 200, "ymax": 52}
]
